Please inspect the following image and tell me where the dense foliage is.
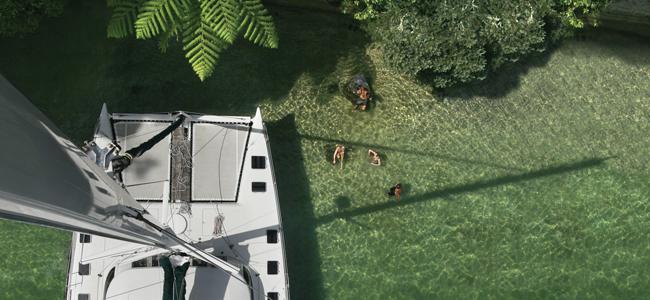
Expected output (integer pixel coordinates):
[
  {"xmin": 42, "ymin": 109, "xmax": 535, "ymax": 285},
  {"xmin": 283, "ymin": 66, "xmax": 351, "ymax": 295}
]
[
  {"xmin": 0, "ymin": 0, "xmax": 67, "ymax": 37},
  {"xmin": 346, "ymin": 0, "xmax": 611, "ymax": 88},
  {"xmin": 339, "ymin": 0, "xmax": 399, "ymax": 20},
  {"xmin": 107, "ymin": 0, "xmax": 278, "ymax": 81}
]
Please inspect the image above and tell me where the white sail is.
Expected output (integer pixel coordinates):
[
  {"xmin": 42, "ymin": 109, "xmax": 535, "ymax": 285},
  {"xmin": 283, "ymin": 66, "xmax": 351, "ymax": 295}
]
[{"xmin": 0, "ymin": 74, "xmax": 177, "ymax": 248}]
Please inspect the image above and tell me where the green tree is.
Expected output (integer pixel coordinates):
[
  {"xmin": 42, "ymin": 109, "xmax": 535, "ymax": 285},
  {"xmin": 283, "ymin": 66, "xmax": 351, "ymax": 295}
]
[
  {"xmin": 359, "ymin": 0, "xmax": 610, "ymax": 89},
  {"xmin": 555, "ymin": 0, "xmax": 612, "ymax": 28},
  {"xmin": 339, "ymin": 0, "xmax": 397, "ymax": 20},
  {"xmin": 107, "ymin": 0, "xmax": 278, "ymax": 81},
  {"xmin": 0, "ymin": 0, "xmax": 67, "ymax": 37}
]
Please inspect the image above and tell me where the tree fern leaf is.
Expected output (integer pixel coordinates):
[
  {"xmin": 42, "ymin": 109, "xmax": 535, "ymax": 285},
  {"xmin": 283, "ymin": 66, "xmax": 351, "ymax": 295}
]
[
  {"xmin": 135, "ymin": 0, "xmax": 189, "ymax": 39},
  {"xmin": 158, "ymin": 21, "xmax": 180, "ymax": 52},
  {"xmin": 200, "ymin": 0, "xmax": 241, "ymax": 44},
  {"xmin": 181, "ymin": 0, "xmax": 227, "ymax": 81},
  {"xmin": 107, "ymin": 0, "xmax": 278, "ymax": 81},
  {"xmin": 239, "ymin": 0, "xmax": 278, "ymax": 48},
  {"xmin": 107, "ymin": 0, "xmax": 143, "ymax": 38}
]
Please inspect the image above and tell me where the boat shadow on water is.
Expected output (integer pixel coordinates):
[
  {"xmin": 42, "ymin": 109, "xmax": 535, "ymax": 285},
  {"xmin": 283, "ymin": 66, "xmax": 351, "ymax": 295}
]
[{"xmin": 267, "ymin": 114, "xmax": 326, "ymax": 299}]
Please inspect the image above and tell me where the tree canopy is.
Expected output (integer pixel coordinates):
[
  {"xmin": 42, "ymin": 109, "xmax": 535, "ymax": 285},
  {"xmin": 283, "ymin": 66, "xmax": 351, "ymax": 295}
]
[
  {"xmin": 0, "ymin": 0, "xmax": 67, "ymax": 37},
  {"xmin": 343, "ymin": 0, "xmax": 611, "ymax": 88},
  {"xmin": 107, "ymin": 0, "xmax": 278, "ymax": 81}
]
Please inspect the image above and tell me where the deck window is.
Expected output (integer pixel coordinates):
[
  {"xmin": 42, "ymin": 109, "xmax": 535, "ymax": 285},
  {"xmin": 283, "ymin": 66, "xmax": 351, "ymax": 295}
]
[
  {"xmin": 252, "ymin": 182, "xmax": 266, "ymax": 192},
  {"xmin": 267, "ymin": 229, "xmax": 278, "ymax": 244},
  {"xmin": 267, "ymin": 261, "xmax": 278, "ymax": 274},
  {"xmin": 131, "ymin": 258, "xmax": 148, "ymax": 268},
  {"xmin": 251, "ymin": 156, "xmax": 266, "ymax": 169},
  {"xmin": 79, "ymin": 234, "xmax": 91, "ymax": 243},
  {"xmin": 79, "ymin": 263, "xmax": 90, "ymax": 275}
]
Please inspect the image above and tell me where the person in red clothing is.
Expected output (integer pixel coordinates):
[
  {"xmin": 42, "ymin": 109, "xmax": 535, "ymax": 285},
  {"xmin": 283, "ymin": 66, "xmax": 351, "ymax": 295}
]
[
  {"xmin": 387, "ymin": 183, "xmax": 402, "ymax": 203},
  {"xmin": 355, "ymin": 86, "xmax": 370, "ymax": 111}
]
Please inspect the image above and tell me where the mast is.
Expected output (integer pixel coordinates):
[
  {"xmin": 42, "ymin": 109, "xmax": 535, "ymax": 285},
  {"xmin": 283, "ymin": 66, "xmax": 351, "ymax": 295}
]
[
  {"xmin": 0, "ymin": 75, "xmax": 253, "ymax": 295},
  {"xmin": 0, "ymin": 74, "xmax": 176, "ymax": 248}
]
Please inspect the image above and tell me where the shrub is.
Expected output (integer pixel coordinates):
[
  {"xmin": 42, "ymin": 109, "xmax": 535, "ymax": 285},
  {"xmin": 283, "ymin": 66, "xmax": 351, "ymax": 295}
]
[
  {"xmin": 358, "ymin": 0, "xmax": 610, "ymax": 88},
  {"xmin": 0, "ymin": 0, "xmax": 67, "ymax": 37},
  {"xmin": 339, "ymin": 0, "xmax": 400, "ymax": 20}
]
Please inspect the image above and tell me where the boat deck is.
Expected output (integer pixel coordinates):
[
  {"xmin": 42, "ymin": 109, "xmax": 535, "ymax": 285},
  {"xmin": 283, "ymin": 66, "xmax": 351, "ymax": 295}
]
[{"xmin": 66, "ymin": 110, "xmax": 289, "ymax": 300}]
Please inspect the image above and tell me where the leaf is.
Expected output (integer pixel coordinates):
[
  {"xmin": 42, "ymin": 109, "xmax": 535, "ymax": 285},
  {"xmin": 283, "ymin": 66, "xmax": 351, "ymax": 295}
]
[
  {"xmin": 107, "ymin": 0, "xmax": 279, "ymax": 81},
  {"xmin": 158, "ymin": 21, "xmax": 180, "ymax": 52},
  {"xmin": 181, "ymin": 0, "xmax": 227, "ymax": 81},
  {"xmin": 239, "ymin": 0, "xmax": 278, "ymax": 48},
  {"xmin": 135, "ymin": 0, "xmax": 190, "ymax": 39},
  {"xmin": 201, "ymin": 0, "xmax": 241, "ymax": 43},
  {"xmin": 107, "ymin": 0, "xmax": 144, "ymax": 38}
]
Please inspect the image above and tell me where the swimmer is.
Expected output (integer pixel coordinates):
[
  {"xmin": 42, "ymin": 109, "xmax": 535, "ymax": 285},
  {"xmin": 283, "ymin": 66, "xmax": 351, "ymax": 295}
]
[
  {"xmin": 332, "ymin": 144, "xmax": 345, "ymax": 169},
  {"xmin": 368, "ymin": 149, "xmax": 381, "ymax": 166}
]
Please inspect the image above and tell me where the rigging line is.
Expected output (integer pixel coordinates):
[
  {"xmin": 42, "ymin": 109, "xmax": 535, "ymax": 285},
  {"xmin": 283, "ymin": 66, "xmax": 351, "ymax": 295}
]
[
  {"xmin": 81, "ymin": 246, "xmax": 154, "ymax": 263},
  {"xmin": 171, "ymin": 125, "xmax": 249, "ymax": 271},
  {"xmin": 124, "ymin": 179, "xmax": 168, "ymax": 187},
  {"xmin": 163, "ymin": 230, "xmax": 248, "ymax": 286},
  {"xmin": 190, "ymin": 126, "xmax": 228, "ymax": 158},
  {"xmin": 209, "ymin": 121, "xmax": 249, "ymax": 258},
  {"xmin": 97, "ymin": 255, "xmax": 122, "ymax": 277},
  {"xmin": 213, "ymin": 127, "xmax": 246, "ymax": 260},
  {"xmin": 143, "ymin": 196, "xmax": 153, "ymax": 211},
  {"xmin": 115, "ymin": 125, "xmax": 173, "ymax": 141},
  {"xmin": 233, "ymin": 122, "xmax": 253, "ymax": 202}
]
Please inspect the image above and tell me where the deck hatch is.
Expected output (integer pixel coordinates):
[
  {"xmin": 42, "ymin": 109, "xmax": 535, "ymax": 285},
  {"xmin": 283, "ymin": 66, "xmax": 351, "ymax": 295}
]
[
  {"xmin": 78, "ymin": 294, "xmax": 89, "ymax": 300},
  {"xmin": 251, "ymin": 156, "xmax": 266, "ymax": 169},
  {"xmin": 267, "ymin": 292, "xmax": 279, "ymax": 300},
  {"xmin": 79, "ymin": 234, "xmax": 91, "ymax": 243},
  {"xmin": 267, "ymin": 229, "xmax": 278, "ymax": 243},
  {"xmin": 252, "ymin": 182, "xmax": 266, "ymax": 192},
  {"xmin": 78, "ymin": 263, "xmax": 90, "ymax": 275},
  {"xmin": 267, "ymin": 261, "xmax": 278, "ymax": 274}
]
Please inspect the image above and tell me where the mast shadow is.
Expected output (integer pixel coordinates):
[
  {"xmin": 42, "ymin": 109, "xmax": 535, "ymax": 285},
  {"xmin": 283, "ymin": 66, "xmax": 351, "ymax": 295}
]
[
  {"xmin": 335, "ymin": 195, "xmax": 372, "ymax": 230},
  {"xmin": 267, "ymin": 115, "xmax": 325, "ymax": 299},
  {"xmin": 300, "ymin": 134, "xmax": 524, "ymax": 172},
  {"xmin": 316, "ymin": 157, "xmax": 613, "ymax": 225}
]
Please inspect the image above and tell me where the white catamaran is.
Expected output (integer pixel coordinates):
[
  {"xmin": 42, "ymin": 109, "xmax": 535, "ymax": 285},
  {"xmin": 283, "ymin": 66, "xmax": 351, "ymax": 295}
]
[{"xmin": 0, "ymin": 74, "xmax": 289, "ymax": 300}]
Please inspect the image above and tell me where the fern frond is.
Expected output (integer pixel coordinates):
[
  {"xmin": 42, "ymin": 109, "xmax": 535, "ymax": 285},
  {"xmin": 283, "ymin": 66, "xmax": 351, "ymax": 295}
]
[
  {"xmin": 239, "ymin": 0, "xmax": 278, "ymax": 48},
  {"xmin": 135, "ymin": 0, "xmax": 190, "ymax": 39},
  {"xmin": 107, "ymin": 0, "xmax": 122, "ymax": 7},
  {"xmin": 107, "ymin": 0, "xmax": 143, "ymax": 38},
  {"xmin": 182, "ymin": 0, "xmax": 227, "ymax": 81},
  {"xmin": 201, "ymin": 0, "xmax": 241, "ymax": 43},
  {"xmin": 158, "ymin": 21, "xmax": 180, "ymax": 52}
]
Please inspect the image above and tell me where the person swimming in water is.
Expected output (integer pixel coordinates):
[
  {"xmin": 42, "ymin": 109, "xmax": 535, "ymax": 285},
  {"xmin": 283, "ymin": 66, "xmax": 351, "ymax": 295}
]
[
  {"xmin": 332, "ymin": 144, "xmax": 345, "ymax": 169},
  {"xmin": 387, "ymin": 183, "xmax": 402, "ymax": 203},
  {"xmin": 354, "ymin": 86, "xmax": 370, "ymax": 111},
  {"xmin": 368, "ymin": 149, "xmax": 381, "ymax": 166}
]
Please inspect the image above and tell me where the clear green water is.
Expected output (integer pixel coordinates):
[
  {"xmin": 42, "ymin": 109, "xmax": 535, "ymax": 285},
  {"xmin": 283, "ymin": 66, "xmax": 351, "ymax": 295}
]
[{"xmin": 0, "ymin": 1, "xmax": 649, "ymax": 299}]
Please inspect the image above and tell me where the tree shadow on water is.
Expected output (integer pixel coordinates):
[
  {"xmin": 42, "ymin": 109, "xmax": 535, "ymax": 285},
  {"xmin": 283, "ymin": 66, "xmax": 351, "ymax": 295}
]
[
  {"xmin": 440, "ymin": 48, "xmax": 556, "ymax": 100},
  {"xmin": 316, "ymin": 157, "xmax": 613, "ymax": 225},
  {"xmin": 574, "ymin": 26, "xmax": 650, "ymax": 66},
  {"xmin": 103, "ymin": 4, "xmax": 373, "ymax": 116},
  {"xmin": 441, "ymin": 26, "xmax": 650, "ymax": 100},
  {"xmin": 267, "ymin": 114, "xmax": 325, "ymax": 299}
]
